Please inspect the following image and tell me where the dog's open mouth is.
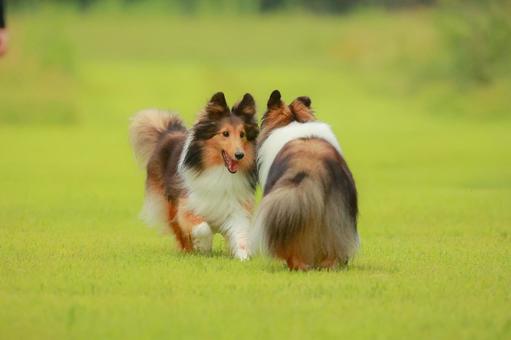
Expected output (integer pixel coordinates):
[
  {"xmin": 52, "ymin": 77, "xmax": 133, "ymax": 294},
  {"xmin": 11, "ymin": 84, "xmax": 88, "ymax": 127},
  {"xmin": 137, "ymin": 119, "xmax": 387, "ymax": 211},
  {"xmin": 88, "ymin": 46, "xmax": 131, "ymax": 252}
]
[{"xmin": 221, "ymin": 150, "xmax": 239, "ymax": 174}]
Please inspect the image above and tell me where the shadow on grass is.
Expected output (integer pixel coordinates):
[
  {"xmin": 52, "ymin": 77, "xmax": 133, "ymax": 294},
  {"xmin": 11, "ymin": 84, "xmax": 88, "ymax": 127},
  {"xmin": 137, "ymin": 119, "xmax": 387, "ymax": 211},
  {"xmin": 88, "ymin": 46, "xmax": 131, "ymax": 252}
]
[
  {"xmin": 263, "ymin": 259, "xmax": 399, "ymax": 274},
  {"xmin": 145, "ymin": 241, "xmax": 398, "ymax": 274}
]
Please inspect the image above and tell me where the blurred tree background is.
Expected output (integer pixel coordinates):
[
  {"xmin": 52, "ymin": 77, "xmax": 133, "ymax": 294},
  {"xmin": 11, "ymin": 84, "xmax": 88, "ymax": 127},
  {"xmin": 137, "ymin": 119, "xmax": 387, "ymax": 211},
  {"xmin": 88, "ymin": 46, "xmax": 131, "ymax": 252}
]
[
  {"xmin": 3, "ymin": 0, "xmax": 510, "ymax": 125},
  {"xmin": 11, "ymin": 0, "xmax": 439, "ymax": 12},
  {"xmin": 7, "ymin": 0, "xmax": 511, "ymax": 85}
]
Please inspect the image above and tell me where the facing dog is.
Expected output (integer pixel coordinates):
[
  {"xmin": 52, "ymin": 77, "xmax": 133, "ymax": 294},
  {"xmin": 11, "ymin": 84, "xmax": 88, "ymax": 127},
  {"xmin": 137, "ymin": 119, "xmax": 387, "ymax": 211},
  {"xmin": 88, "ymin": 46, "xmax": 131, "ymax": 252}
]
[
  {"xmin": 252, "ymin": 90, "xmax": 358, "ymax": 270},
  {"xmin": 130, "ymin": 92, "xmax": 259, "ymax": 260}
]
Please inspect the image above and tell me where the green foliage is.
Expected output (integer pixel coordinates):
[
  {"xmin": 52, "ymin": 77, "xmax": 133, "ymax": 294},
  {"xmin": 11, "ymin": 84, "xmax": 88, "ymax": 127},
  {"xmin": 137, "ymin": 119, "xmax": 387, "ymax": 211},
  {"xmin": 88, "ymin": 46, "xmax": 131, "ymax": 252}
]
[{"xmin": 437, "ymin": 0, "xmax": 511, "ymax": 84}]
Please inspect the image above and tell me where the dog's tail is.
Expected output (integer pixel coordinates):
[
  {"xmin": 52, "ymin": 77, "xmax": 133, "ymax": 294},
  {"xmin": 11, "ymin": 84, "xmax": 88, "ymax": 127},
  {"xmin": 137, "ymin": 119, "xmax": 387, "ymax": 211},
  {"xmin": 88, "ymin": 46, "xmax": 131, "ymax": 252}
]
[
  {"xmin": 129, "ymin": 109, "xmax": 186, "ymax": 168},
  {"xmin": 251, "ymin": 176, "xmax": 323, "ymax": 256},
  {"xmin": 251, "ymin": 175, "xmax": 358, "ymax": 264}
]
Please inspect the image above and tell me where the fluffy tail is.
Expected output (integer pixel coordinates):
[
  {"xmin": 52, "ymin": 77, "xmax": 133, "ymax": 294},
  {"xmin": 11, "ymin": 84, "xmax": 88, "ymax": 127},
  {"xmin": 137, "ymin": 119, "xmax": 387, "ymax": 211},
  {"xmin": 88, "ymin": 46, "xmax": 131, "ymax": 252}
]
[
  {"xmin": 251, "ymin": 176, "xmax": 358, "ymax": 264},
  {"xmin": 251, "ymin": 177, "xmax": 323, "ymax": 255},
  {"xmin": 129, "ymin": 109, "xmax": 186, "ymax": 168}
]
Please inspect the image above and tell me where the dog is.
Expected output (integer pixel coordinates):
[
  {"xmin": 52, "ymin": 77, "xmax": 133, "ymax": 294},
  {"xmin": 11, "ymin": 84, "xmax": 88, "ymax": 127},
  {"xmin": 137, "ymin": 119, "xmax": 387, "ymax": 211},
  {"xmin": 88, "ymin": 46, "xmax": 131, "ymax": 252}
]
[
  {"xmin": 130, "ymin": 92, "xmax": 259, "ymax": 260},
  {"xmin": 251, "ymin": 90, "xmax": 359, "ymax": 270}
]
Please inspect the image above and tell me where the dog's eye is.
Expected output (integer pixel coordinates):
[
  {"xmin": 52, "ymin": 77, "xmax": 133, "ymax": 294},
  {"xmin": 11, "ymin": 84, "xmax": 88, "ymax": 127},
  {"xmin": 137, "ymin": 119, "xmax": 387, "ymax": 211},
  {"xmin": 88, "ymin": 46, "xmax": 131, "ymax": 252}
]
[
  {"xmin": 240, "ymin": 132, "xmax": 245, "ymax": 138},
  {"xmin": 222, "ymin": 131, "xmax": 229, "ymax": 137}
]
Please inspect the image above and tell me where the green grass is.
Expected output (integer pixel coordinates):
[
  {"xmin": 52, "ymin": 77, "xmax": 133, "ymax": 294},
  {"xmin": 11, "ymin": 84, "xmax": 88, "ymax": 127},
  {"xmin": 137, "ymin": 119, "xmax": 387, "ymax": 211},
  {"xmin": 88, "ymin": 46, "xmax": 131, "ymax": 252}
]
[{"xmin": 1, "ymin": 6, "xmax": 510, "ymax": 339}]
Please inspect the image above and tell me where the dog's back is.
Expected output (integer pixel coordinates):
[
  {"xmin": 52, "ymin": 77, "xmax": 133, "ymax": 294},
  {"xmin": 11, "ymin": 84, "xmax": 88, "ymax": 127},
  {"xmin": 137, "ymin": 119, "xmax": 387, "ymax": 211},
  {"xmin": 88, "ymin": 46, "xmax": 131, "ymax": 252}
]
[{"xmin": 258, "ymin": 137, "xmax": 358, "ymax": 269}]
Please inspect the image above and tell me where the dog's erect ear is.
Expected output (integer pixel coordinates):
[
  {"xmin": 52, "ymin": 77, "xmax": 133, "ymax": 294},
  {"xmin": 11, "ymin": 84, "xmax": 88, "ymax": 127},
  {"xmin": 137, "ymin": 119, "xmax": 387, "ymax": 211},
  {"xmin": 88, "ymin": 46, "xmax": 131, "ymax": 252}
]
[
  {"xmin": 267, "ymin": 90, "xmax": 283, "ymax": 109},
  {"xmin": 206, "ymin": 92, "xmax": 230, "ymax": 118},
  {"xmin": 232, "ymin": 93, "xmax": 256, "ymax": 118},
  {"xmin": 296, "ymin": 96, "xmax": 311, "ymax": 108},
  {"xmin": 289, "ymin": 96, "xmax": 315, "ymax": 123},
  {"xmin": 210, "ymin": 92, "xmax": 228, "ymax": 108}
]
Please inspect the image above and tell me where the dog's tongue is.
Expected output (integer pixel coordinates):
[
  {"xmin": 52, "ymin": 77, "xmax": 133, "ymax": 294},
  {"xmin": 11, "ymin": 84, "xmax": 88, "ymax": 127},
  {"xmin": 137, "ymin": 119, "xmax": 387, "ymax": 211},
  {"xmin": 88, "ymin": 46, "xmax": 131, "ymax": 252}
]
[
  {"xmin": 226, "ymin": 158, "xmax": 239, "ymax": 173},
  {"xmin": 222, "ymin": 151, "xmax": 239, "ymax": 173}
]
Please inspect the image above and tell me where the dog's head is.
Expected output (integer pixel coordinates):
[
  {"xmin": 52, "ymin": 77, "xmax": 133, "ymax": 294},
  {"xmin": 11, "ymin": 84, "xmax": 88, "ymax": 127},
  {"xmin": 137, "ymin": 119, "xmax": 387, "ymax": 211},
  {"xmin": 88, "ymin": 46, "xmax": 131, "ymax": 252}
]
[
  {"xmin": 259, "ymin": 90, "xmax": 315, "ymax": 143},
  {"xmin": 186, "ymin": 92, "xmax": 259, "ymax": 174}
]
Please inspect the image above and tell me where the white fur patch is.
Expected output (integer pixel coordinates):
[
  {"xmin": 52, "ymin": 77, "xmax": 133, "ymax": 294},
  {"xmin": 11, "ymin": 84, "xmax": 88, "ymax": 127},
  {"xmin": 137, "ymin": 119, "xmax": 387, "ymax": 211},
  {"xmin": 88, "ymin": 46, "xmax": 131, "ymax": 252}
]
[
  {"xmin": 191, "ymin": 222, "xmax": 214, "ymax": 252},
  {"xmin": 180, "ymin": 165, "xmax": 254, "ymax": 259},
  {"xmin": 177, "ymin": 133, "xmax": 193, "ymax": 171},
  {"xmin": 179, "ymin": 166, "xmax": 253, "ymax": 229},
  {"xmin": 139, "ymin": 188, "xmax": 168, "ymax": 228},
  {"xmin": 257, "ymin": 121, "xmax": 343, "ymax": 188}
]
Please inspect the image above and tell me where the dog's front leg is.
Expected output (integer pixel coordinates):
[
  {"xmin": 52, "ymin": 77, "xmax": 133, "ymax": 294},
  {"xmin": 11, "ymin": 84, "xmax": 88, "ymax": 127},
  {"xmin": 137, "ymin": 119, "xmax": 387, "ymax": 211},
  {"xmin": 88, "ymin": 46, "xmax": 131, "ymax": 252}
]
[
  {"xmin": 191, "ymin": 221, "xmax": 213, "ymax": 253},
  {"xmin": 222, "ymin": 213, "xmax": 251, "ymax": 261},
  {"xmin": 177, "ymin": 200, "xmax": 213, "ymax": 253}
]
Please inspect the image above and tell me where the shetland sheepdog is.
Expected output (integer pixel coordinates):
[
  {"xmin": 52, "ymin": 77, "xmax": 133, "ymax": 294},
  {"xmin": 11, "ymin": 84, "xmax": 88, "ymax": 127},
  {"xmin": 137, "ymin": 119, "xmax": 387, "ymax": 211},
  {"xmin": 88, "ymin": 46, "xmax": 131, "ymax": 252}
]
[
  {"xmin": 130, "ymin": 92, "xmax": 259, "ymax": 260},
  {"xmin": 251, "ymin": 90, "xmax": 359, "ymax": 270}
]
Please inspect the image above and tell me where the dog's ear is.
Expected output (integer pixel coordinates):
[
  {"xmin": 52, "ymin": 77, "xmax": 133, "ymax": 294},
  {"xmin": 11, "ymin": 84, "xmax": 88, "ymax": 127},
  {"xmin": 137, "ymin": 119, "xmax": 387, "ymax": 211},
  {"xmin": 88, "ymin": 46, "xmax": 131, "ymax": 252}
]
[
  {"xmin": 267, "ymin": 90, "xmax": 284, "ymax": 109},
  {"xmin": 296, "ymin": 96, "xmax": 311, "ymax": 108},
  {"xmin": 289, "ymin": 96, "xmax": 315, "ymax": 123},
  {"xmin": 232, "ymin": 93, "xmax": 256, "ymax": 118},
  {"xmin": 210, "ymin": 92, "xmax": 228, "ymax": 108},
  {"xmin": 234, "ymin": 94, "xmax": 259, "ymax": 140},
  {"xmin": 206, "ymin": 92, "xmax": 230, "ymax": 118}
]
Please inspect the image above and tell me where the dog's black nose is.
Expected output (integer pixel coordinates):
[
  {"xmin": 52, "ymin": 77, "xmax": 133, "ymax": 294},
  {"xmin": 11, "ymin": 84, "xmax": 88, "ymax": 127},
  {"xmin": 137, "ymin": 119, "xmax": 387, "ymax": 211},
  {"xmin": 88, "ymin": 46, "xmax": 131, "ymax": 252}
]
[{"xmin": 235, "ymin": 151, "xmax": 244, "ymax": 160}]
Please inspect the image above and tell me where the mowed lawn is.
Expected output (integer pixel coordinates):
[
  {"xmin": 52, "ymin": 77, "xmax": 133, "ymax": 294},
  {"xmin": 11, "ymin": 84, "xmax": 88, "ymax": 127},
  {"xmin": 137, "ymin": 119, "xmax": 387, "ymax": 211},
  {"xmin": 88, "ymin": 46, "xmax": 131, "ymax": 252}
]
[{"xmin": 1, "ymin": 7, "xmax": 510, "ymax": 339}]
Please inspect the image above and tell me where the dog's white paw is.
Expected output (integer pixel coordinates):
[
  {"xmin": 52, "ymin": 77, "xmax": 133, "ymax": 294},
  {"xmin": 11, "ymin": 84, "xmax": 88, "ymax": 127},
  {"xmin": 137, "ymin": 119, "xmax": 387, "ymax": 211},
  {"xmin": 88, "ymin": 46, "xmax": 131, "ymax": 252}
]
[
  {"xmin": 191, "ymin": 222, "xmax": 213, "ymax": 253},
  {"xmin": 233, "ymin": 243, "xmax": 250, "ymax": 261},
  {"xmin": 235, "ymin": 250, "xmax": 250, "ymax": 261}
]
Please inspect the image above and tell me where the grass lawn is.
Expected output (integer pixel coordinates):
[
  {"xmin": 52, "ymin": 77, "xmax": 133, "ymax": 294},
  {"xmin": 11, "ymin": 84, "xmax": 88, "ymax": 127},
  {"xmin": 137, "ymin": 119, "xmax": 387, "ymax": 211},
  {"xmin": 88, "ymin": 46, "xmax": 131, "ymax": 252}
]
[{"xmin": 1, "ymin": 6, "xmax": 510, "ymax": 339}]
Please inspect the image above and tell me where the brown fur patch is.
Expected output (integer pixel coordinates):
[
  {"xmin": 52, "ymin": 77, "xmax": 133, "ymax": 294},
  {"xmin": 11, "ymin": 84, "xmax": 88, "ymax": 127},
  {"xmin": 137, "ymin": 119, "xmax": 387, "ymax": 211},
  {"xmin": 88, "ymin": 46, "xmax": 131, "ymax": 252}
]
[
  {"xmin": 259, "ymin": 91, "xmax": 317, "ymax": 145},
  {"xmin": 286, "ymin": 257, "xmax": 310, "ymax": 271},
  {"xmin": 259, "ymin": 102, "xmax": 294, "ymax": 145},
  {"xmin": 258, "ymin": 94, "xmax": 316, "ymax": 146},
  {"xmin": 171, "ymin": 197, "xmax": 205, "ymax": 251},
  {"xmin": 318, "ymin": 257, "xmax": 338, "ymax": 270},
  {"xmin": 289, "ymin": 98, "xmax": 316, "ymax": 123}
]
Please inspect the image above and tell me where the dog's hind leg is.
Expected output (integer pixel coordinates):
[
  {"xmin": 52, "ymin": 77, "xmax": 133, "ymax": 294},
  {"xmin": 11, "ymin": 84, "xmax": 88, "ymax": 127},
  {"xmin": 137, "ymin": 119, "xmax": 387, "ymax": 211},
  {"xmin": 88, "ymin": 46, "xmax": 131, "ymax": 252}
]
[
  {"xmin": 168, "ymin": 202, "xmax": 193, "ymax": 252},
  {"xmin": 286, "ymin": 256, "xmax": 310, "ymax": 271},
  {"xmin": 318, "ymin": 257, "xmax": 339, "ymax": 270}
]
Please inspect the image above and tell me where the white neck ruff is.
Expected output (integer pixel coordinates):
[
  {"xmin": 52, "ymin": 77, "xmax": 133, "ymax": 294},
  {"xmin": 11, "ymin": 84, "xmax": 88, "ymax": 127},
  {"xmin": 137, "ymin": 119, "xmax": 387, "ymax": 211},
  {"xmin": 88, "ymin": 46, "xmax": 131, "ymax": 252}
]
[{"xmin": 257, "ymin": 121, "xmax": 343, "ymax": 189}]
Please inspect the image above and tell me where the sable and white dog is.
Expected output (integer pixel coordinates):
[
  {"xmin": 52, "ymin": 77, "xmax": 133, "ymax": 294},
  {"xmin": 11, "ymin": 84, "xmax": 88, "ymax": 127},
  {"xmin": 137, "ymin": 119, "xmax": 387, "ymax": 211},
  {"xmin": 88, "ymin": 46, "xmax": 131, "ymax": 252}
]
[
  {"xmin": 130, "ymin": 92, "xmax": 259, "ymax": 260},
  {"xmin": 251, "ymin": 90, "xmax": 359, "ymax": 270}
]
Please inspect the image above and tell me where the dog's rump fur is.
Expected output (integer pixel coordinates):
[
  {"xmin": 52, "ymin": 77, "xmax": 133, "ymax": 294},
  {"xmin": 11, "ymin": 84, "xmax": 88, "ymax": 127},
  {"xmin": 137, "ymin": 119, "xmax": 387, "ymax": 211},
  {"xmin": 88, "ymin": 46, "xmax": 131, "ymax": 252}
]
[
  {"xmin": 129, "ymin": 109, "xmax": 187, "ymax": 226},
  {"xmin": 257, "ymin": 137, "xmax": 358, "ymax": 266}
]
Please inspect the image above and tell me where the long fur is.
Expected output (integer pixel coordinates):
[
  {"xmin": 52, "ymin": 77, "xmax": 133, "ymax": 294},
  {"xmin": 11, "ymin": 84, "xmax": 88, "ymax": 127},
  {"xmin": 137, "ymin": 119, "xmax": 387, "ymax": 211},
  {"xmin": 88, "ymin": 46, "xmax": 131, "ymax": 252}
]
[
  {"xmin": 129, "ymin": 109, "xmax": 187, "ymax": 227},
  {"xmin": 252, "ymin": 174, "xmax": 323, "ymax": 253},
  {"xmin": 129, "ymin": 109, "xmax": 184, "ymax": 168},
  {"xmin": 252, "ymin": 91, "xmax": 358, "ymax": 269},
  {"xmin": 179, "ymin": 166, "xmax": 255, "ymax": 227},
  {"xmin": 129, "ymin": 93, "xmax": 259, "ymax": 260},
  {"xmin": 257, "ymin": 121, "xmax": 342, "ymax": 189}
]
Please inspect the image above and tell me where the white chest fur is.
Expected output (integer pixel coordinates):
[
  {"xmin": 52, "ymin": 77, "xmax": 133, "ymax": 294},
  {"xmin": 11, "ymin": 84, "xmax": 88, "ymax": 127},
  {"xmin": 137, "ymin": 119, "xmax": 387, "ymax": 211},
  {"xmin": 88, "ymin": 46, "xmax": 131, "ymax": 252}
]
[{"xmin": 179, "ymin": 166, "xmax": 253, "ymax": 229}]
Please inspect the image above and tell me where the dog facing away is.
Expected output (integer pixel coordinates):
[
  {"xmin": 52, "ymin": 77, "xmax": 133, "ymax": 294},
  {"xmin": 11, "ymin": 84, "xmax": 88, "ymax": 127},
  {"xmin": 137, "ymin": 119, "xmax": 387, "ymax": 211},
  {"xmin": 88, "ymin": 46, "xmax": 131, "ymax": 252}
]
[
  {"xmin": 130, "ymin": 92, "xmax": 259, "ymax": 260},
  {"xmin": 251, "ymin": 90, "xmax": 358, "ymax": 270}
]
